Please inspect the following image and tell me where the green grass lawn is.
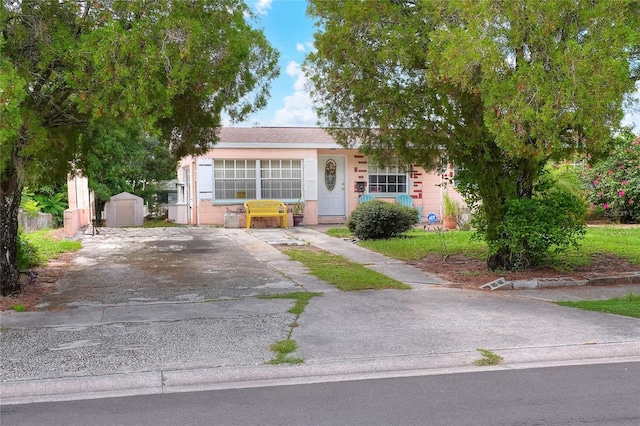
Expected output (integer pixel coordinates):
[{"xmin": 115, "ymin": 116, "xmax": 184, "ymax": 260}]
[
  {"xmin": 141, "ymin": 217, "xmax": 185, "ymax": 228},
  {"xmin": 556, "ymin": 293, "xmax": 640, "ymax": 318},
  {"xmin": 357, "ymin": 228, "xmax": 487, "ymax": 260},
  {"xmin": 282, "ymin": 248, "xmax": 410, "ymax": 290},
  {"xmin": 24, "ymin": 229, "xmax": 82, "ymax": 265},
  {"xmin": 579, "ymin": 226, "xmax": 640, "ymax": 264},
  {"xmin": 328, "ymin": 226, "xmax": 640, "ymax": 270}
]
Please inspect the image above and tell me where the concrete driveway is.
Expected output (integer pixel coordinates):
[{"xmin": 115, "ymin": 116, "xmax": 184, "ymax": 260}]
[
  {"xmin": 40, "ymin": 227, "xmax": 301, "ymax": 308},
  {"xmin": 1, "ymin": 226, "xmax": 639, "ymax": 404}
]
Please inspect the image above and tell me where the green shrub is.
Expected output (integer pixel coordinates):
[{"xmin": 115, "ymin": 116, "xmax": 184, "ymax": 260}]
[
  {"xmin": 586, "ymin": 205, "xmax": 607, "ymax": 221},
  {"xmin": 22, "ymin": 187, "xmax": 68, "ymax": 228},
  {"xmin": 548, "ymin": 163, "xmax": 587, "ymax": 200},
  {"xmin": 488, "ymin": 188, "xmax": 586, "ymax": 269},
  {"xmin": 347, "ymin": 200, "xmax": 417, "ymax": 240},
  {"xmin": 33, "ymin": 192, "xmax": 67, "ymax": 227},
  {"xmin": 17, "ymin": 227, "xmax": 39, "ymax": 270},
  {"xmin": 582, "ymin": 132, "xmax": 640, "ymax": 223},
  {"xmin": 21, "ymin": 199, "xmax": 41, "ymax": 217}
]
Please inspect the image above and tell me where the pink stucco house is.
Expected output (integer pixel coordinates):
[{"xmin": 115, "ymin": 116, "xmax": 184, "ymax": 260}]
[{"xmin": 175, "ymin": 127, "xmax": 460, "ymax": 227}]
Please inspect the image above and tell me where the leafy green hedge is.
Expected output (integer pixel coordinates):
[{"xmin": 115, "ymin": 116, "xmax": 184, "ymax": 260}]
[
  {"xmin": 486, "ymin": 188, "xmax": 586, "ymax": 269},
  {"xmin": 347, "ymin": 200, "xmax": 417, "ymax": 240},
  {"xmin": 17, "ymin": 228, "xmax": 40, "ymax": 270}
]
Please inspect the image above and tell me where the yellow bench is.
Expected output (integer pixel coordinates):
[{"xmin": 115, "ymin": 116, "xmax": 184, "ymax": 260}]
[{"xmin": 244, "ymin": 200, "xmax": 288, "ymax": 229}]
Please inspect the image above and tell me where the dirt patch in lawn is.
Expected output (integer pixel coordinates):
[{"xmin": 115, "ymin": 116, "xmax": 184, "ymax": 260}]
[{"xmin": 407, "ymin": 253, "xmax": 640, "ymax": 290}]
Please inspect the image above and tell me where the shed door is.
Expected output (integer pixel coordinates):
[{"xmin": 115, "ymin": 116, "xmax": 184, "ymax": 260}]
[
  {"xmin": 317, "ymin": 156, "xmax": 346, "ymax": 216},
  {"xmin": 115, "ymin": 200, "xmax": 135, "ymax": 226}
]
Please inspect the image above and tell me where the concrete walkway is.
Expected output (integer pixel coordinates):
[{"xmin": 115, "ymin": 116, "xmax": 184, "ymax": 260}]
[{"xmin": 1, "ymin": 226, "xmax": 639, "ymax": 405}]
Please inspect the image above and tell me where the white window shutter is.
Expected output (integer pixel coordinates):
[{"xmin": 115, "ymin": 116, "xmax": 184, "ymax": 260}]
[
  {"xmin": 304, "ymin": 158, "xmax": 318, "ymax": 200},
  {"xmin": 198, "ymin": 158, "xmax": 213, "ymax": 200}
]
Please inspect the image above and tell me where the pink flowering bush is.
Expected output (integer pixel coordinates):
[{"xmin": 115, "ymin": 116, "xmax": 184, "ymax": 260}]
[{"xmin": 583, "ymin": 132, "xmax": 640, "ymax": 223}]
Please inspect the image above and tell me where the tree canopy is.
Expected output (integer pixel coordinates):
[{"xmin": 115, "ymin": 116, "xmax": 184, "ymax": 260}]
[
  {"xmin": 1, "ymin": 0, "xmax": 279, "ymax": 295},
  {"xmin": 77, "ymin": 118, "xmax": 177, "ymax": 223},
  {"xmin": 306, "ymin": 0, "xmax": 639, "ymax": 269}
]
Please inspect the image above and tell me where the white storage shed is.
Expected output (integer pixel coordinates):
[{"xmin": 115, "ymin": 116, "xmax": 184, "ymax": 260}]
[{"xmin": 104, "ymin": 192, "xmax": 146, "ymax": 227}]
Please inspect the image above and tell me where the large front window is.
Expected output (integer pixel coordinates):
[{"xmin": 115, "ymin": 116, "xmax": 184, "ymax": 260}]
[
  {"xmin": 213, "ymin": 159, "xmax": 302, "ymax": 200},
  {"xmin": 260, "ymin": 160, "xmax": 302, "ymax": 199},
  {"xmin": 368, "ymin": 164, "xmax": 407, "ymax": 194},
  {"xmin": 214, "ymin": 160, "xmax": 257, "ymax": 199}
]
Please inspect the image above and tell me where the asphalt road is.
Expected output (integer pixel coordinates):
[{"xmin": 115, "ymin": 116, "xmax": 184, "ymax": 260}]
[{"xmin": 2, "ymin": 362, "xmax": 639, "ymax": 426}]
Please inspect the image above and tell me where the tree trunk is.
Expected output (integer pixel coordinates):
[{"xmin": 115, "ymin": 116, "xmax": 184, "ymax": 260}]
[
  {"xmin": 1, "ymin": 158, "xmax": 23, "ymax": 296},
  {"xmin": 462, "ymin": 141, "xmax": 544, "ymax": 272},
  {"xmin": 95, "ymin": 199, "xmax": 106, "ymax": 226},
  {"xmin": 482, "ymin": 157, "xmax": 543, "ymax": 271}
]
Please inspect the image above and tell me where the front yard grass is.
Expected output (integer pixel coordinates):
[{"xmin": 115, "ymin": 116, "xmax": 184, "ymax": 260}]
[
  {"xmin": 24, "ymin": 229, "xmax": 82, "ymax": 265},
  {"xmin": 355, "ymin": 228, "xmax": 487, "ymax": 261},
  {"xmin": 328, "ymin": 226, "xmax": 640, "ymax": 270},
  {"xmin": 142, "ymin": 217, "xmax": 184, "ymax": 228},
  {"xmin": 556, "ymin": 293, "xmax": 640, "ymax": 318},
  {"xmin": 282, "ymin": 248, "xmax": 410, "ymax": 290},
  {"xmin": 576, "ymin": 226, "xmax": 640, "ymax": 265}
]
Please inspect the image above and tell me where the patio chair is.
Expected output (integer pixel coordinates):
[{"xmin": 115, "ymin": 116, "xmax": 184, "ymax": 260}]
[
  {"xmin": 358, "ymin": 194, "xmax": 375, "ymax": 203},
  {"xmin": 395, "ymin": 194, "xmax": 422, "ymax": 223}
]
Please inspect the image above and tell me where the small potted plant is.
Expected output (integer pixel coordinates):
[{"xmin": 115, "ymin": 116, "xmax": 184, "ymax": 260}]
[
  {"xmin": 442, "ymin": 192, "xmax": 460, "ymax": 230},
  {"xmin": 292, "ymin": 197, "xmax": 305, "ymax": 226}
]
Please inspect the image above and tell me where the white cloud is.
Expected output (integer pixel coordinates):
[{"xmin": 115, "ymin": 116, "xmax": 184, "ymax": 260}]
[
  {"xmin": 253, "ymin": 0, "xmax": 272, "ymax": 15},
  {"xmin": 622, "ymin": 84, "xmax": 639, "ymax": 131},
  {"xmin": 295, "ymin": 41, "xmax": 314, "ymax": 53},
  {"xmin": 270, "ymin": 61, "xmax": 317, "ymax": 126},
  {"xmin": 622, "ymin": 113, "xmax": 639, "ymax": 131},
  {"xmin": 286, "ymin": 61, "xmax": 307, "ymax": 91}
]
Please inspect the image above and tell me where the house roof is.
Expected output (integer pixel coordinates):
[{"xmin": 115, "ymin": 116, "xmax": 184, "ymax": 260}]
[
  {"xmin": 110, "ymin": 192, "xmax": 142, "ymax": 201},
  {"xmin": 215, "ymin": 127, "xmax": 343, "ymax": 148}
]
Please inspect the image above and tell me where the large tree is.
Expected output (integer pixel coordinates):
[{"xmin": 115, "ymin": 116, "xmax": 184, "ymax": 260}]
[
  {"xmin": 0, "ymin": 0, "xmax": 279, "ymax": 295},
  {"xmin": 306, "ymin": 0, "xmax": 639, "ymax": 270}
]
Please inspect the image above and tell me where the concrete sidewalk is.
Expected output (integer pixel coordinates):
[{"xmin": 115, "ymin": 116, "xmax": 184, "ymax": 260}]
[{"xmin": 1, "ymin": 226, "xmax": 639, "ymax": 405}]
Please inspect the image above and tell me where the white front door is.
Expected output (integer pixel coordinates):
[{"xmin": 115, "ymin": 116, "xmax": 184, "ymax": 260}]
[{"xmin": 317, "ymin": 156, "xmax": 346, "ymax": 216}]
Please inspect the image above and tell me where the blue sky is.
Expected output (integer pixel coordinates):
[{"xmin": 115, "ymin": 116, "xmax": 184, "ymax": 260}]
[
  {"xmin": 233, "ymin": 0, "xmax": 639, "ymax": 131},
  {"xmin": 229, "ymin": 0, "xmax": 316, "ymax": 127}
]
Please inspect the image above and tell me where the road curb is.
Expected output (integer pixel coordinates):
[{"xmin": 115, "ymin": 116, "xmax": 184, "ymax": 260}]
[
  {"xmin": 489, "ymin": 271, "xmax": 640, "ymax": 290},
  {"xmin": 3, "ymin": 343, "xmax": 639, "ymax": 406}
]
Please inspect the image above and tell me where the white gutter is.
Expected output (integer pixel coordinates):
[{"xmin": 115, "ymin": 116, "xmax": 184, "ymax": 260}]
[{"xmin": 214, "ymin": 142, "xmax": 345, "ymax": 149}]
